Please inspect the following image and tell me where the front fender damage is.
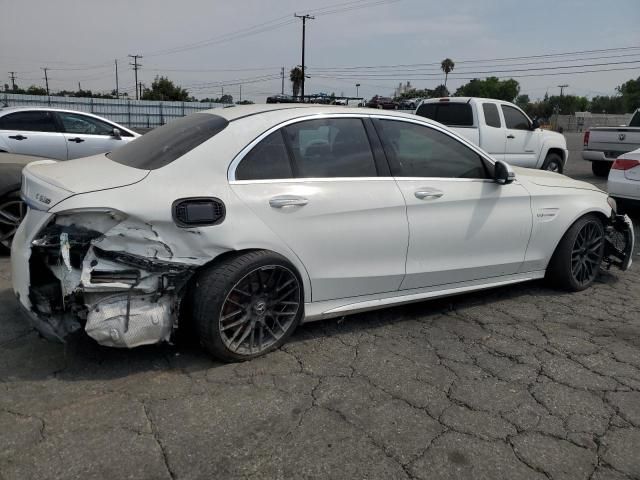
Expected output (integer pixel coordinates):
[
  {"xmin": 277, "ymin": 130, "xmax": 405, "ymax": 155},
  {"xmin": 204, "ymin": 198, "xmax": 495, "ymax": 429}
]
[{"xmin": 27, "ymin": 212, "xmax": 211, "ymax": 347}]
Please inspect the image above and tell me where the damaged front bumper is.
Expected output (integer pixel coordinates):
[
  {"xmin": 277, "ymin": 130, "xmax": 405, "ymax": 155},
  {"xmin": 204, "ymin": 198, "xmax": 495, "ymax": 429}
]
[
  {"xmin": 604, "ymin": 214, "xmax": 635, "ymax": 271},
  {"xmin": 12, "ymin": 209, "xmax": 197, "ymax": 348}
]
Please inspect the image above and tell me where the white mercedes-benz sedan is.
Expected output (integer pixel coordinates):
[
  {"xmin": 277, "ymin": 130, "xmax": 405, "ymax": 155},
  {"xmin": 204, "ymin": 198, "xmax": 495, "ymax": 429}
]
[{"xmin": 11, "ymin": 105, "xmax": 634, "ymax": 361}]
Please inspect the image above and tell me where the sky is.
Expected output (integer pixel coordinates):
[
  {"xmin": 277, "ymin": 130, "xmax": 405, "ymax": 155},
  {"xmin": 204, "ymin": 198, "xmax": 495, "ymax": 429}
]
[{"xmin": 1, "ymin": 0, "xmax": 639, "ymax": 103}]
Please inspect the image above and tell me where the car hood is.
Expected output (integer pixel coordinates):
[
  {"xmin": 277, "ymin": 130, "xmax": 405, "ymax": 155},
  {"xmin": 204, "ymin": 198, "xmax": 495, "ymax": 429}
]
[
  {"xmin": 513, "ymin": 167, "xmax": 603, "ymax": 192},
  {"xmin": 22, "ymin": 154, "xmax": 150, "ymax": 210}
]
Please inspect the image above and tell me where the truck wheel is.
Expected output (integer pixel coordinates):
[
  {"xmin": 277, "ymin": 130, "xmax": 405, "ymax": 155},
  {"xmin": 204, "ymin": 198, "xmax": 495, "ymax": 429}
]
[
  {"xmin": 546, "ymin": 214, "xmax": 605, "ymax": 291},
  {"xmin": 592, "ymin": 161, "xmax": 611, "ymax": 177},
  {"xmin": 192, "ymin": 250, "xmax": 304, "ymax": 362},
  {"xmin": 542, "ymin": 153, "xmax": 563, "ymax": 173}
]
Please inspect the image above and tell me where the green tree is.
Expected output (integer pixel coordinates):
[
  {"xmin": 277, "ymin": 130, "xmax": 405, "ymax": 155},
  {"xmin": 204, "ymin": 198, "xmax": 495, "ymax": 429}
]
[
  {"xmin": 141, "ymin": 76, "xmax": 190, "ymax": 101},
  {"xmin": 26, "ymin": 85, "xmax": 48, "ymax": 96},
  {"xmin": 432, "ymin": 84, "xmax": 449, "ymax": 97},
  {"xmin": 454, "ymin": 77, "xmax": 520, "ymax": 102},
  {"xmin": 589, "ymin": 95, "xmax": 624, "ymax": 114},
  {"xmin": 290, "ymin": 67, "xmax": 304, "ymax": 99},
  {"xmin": 616, "ymin": 77, "xmax": 640, "ymax": 112},
  {"xmin": 236, "ymin": 100, "xmax": 254, "ymax": 105},
  {"xmin": 440, "ymin": 58, "xmax": 455, "ymax": 88}
]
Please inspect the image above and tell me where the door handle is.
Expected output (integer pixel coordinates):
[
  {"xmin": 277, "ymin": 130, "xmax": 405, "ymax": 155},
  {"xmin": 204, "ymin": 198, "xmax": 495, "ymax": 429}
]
[
  {"xmin": 8, "ymin": 134, "xmax": 27, "ymax": 140},
  {"xmin": 414, "ymin": 189, "xmax": 444, "ymax": 200},
  {"xmin": 507, "ymin": 134, "xmax": 515, "ymax": 139},
  {"xmin": 269, "ymin": 195, "xmax": 309, "ymax": 208},
  {"xmin": 67, "ymin": 137, "xmax": 85, "ymax": 143}
]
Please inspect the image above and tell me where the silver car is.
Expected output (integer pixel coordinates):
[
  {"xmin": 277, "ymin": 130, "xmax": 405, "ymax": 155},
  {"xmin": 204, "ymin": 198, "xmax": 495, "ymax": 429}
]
[{"xmin": 0, "ymin": 107, "xmax": 139, "ymax": 160}]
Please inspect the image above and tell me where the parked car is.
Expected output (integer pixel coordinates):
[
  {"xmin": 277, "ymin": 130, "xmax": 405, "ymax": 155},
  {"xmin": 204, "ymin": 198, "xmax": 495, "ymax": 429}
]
[
  {"xmin": 583, "ymin": 109, "xmax": 640, "ymax": 177},
  {"xmin": 366, "ymin": 96, "xmax": 397, "ymax": 109},
  {"xmin": 608, "ymin": 147, "xmax": 640, "ymax": 205},
  {"xmin": 13, "ymin": 105, "xmax": 634, "ymax": 361},
  {"xmin": 266, "ymin": 94, "xmax": 296, "ymax": 104},
  {"xmin": 0, "ymin": 152, "xmax": 50, "ymax": 252},
  {"xmin": 398, "ymin": 98, "xmax": 421, "ymax": 110},
  {"xmin": 0, "ymin": 107, "xmax": 139, "ymax": 160},
  {"xmin": 416, "ymin": 97, "xmax": 568, "ymax": 173}
]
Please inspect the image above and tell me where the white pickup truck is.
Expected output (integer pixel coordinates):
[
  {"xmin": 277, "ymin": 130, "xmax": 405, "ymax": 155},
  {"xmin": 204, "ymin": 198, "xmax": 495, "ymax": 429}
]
[
  {"xmin": 415, "ymin": 97, "xmax": 568, "ymax": 172},
  {"xmin": 582, "ymin": 109, "xmax": 640, "ymax": 177}
]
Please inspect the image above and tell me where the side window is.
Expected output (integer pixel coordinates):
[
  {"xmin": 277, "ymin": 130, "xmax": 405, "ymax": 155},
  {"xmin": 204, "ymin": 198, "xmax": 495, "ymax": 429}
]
[
  {"xmin": 482, "ymin": 103, "xmax": 501, "ymax": 128},
  {"xmin": 0, "ymin": 111, "xmax": 57, "ymax": 132},
  {"xmin": 235, "ymin": 130, "xmax": 293, "ymax": 180},
  {"xmin": 283, "ymin": 118, "xmax": 377, "ymax": 178},
  {"xmin": 58, "ymin": 112, "xmax": 115, "ymax": 136},
  {"xmin": 501, "ymin": 105, "xmax": 530, "ymax": 130},
  {"xmin": 375, "ymin": 119, "xmax": 488, "ymax": 179}
]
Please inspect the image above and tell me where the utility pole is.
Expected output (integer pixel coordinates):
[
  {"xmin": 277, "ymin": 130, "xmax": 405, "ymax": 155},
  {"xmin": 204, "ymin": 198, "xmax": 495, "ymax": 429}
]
[
  {"xmin": 78, "ymin": 82, "xmax": 81, "ymax": 92},
  {"xmin": 558, "ymin": 84, "xmax": 569, "ymax": 97},
  {"xmin": 129, "ymin": 54, "xmax": 142, "ymax": 100},
  {"xmin": 115, "ymin": 59, "xmax": 119, "ymax": 97},
  {"xmin": 8, "ymin": 72, "xmax": 16, "ymax": 91},
  {"xmin": 41, "ymin": 67, "xmax": 49, "ymax": 95},
  {"xmin": 239, "ymin": 84, "xmax": 242, "ymax": 103},
  {"xmin": 294, "ymin": 13, "xmax": 314, "ymax": 102},
  {"xmin": 281, "ymin": 67, "xmax": 285, "ymax": 95},
  {"xmin": 356, "ymin": 83, "xmax": 360, "ymax": 98}
]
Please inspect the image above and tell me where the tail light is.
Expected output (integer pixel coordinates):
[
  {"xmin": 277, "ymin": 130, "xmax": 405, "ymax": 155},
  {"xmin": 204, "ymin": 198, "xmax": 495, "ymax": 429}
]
[
  {"xmin": 611, "ymin": 158, "xmax": 640, "ymax": 170},
  {"xmin": 583, "ymin": 131, "xmax": 590, "ymax": 147}
]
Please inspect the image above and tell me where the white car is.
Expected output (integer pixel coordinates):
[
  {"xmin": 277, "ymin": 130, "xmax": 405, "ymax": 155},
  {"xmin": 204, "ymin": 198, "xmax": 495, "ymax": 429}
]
[
  {"xmin": 12, "ymin": 105, "xmax": 634, "ymax": 361},
  {"xmin": 0, "ymin": 107, "xmax": 139, "ymax": 160},
  {"xmin": 608, "ymin": 147, "xmax": 640, "ymax": 203},
  {"xmin": 416, "ymin": 97, "xmax": 568, "ymax": 173}
]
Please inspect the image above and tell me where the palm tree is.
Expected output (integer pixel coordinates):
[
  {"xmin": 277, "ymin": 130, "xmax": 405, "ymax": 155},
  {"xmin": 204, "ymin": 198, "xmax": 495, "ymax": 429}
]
[
  {"xmin": 290, "ymin": 67, "xmax": 304, "ymax": 99},
  {"xmin": 441, "ymin": 58, "xmax": 455, "ymax": 89}
]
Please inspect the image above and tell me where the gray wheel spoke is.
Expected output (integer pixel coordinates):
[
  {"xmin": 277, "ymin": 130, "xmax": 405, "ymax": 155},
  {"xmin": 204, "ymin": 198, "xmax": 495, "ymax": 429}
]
[
  {"xmin": 221, "ymin": 309, "xmax": 244, "ymax": 321},
  {"xmin": 220, "ymin": 314, "xmax": 250, "ymax": 332}
]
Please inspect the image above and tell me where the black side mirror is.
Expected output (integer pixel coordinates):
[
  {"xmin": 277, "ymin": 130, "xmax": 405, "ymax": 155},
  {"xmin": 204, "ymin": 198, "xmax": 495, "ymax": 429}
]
[
  {"xmin": 530, "ymin": 118, "xmax": 540, "ymax": 130},
  {"xmin": 494, "ymin": 160, "xmax": 516, "ymax": 185},
  {"xmin": 111, "ymin": 127, "xmax": 122, "ymax": 139}
]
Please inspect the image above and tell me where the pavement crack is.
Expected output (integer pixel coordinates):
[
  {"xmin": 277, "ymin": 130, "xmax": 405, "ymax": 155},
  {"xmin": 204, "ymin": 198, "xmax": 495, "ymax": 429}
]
[{"xmin": 142, "ymin": 403, "xmax": 176, "ymax": 480}]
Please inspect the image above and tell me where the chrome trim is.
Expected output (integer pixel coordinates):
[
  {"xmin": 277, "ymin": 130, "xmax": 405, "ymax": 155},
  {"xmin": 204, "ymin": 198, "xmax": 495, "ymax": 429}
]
[{"xmin": 227, "ymin": 112, "xmax": 497, "ymax": 183}]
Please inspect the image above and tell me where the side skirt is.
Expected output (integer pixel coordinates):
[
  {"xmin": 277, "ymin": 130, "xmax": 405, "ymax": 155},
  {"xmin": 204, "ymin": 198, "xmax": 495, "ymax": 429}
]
[{"xmin": 302, "ymin": 270, "xmax": 546, "ymax": 323}]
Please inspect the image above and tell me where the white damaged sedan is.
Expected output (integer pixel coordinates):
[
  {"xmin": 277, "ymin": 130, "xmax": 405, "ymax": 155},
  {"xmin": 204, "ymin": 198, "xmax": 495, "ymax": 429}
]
[{"xmin": 11, "ymin": 105, "xmax": 635, "ymax": 361}]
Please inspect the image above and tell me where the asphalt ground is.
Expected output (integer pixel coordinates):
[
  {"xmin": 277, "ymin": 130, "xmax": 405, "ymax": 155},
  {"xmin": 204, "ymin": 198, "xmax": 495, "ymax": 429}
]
[{"xmin": 1, "ymin": 134, "xmax": 639, "ymax": 480}]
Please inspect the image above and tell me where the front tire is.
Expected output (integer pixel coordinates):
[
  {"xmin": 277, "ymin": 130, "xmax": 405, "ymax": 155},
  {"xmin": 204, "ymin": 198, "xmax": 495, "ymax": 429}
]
[
  {"xmin": 546, "ymin": 214, "xmax": 605, "ymax": 291},
  {"xmin": 192, "ymin": 251, "xmax": 304, "ymax": 362},
  {"xmin": 0, "ymin": 191, "xmax": 26, "ymax": 254},
  {"xmin": 542, "ymin": 153, "xmax": 563, "ymax": 173},
  {"xmin": 592, "ymin": 160, "xmax": 611, "ymax": 177}
]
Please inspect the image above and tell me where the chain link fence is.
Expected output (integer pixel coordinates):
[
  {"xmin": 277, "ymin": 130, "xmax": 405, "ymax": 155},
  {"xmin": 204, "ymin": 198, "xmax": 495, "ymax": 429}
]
[{"xmin": 1, "ymin": 93, "xmax": 233, "ymax": 129}]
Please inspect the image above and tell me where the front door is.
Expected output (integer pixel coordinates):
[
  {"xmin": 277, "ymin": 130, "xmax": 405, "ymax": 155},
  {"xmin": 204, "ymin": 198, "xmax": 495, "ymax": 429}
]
[
  {"xmin": 229, "ymin": 117, "xmax": 408, "ymax": 302},
  {"xmin": 0, "ymin": 110, "xmax": 67, "ymax": 159},
  {"xmin": 56, "ymin": 112, "xmax": 125, "ymax": 159},
  {"xmin": 501, "ymin": 104, "xmax": 541, "ymax": 168},
  {"xmin": 372, "ymin": 117, "xmax": 532, "ymax": 290}
]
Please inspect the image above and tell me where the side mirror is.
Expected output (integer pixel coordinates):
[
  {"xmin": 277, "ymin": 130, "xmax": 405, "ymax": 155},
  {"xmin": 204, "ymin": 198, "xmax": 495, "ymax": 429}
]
[
  {"xmin": 494, "ymin": 160, "xmax": 516, "ymax": 185},
  {"xmin": 111, "ymin": 127, "xmax": 122, "ymax": 139},
  {"xmin": 530, "ymin": 118, "xmax": 540, "ymax": 130}
]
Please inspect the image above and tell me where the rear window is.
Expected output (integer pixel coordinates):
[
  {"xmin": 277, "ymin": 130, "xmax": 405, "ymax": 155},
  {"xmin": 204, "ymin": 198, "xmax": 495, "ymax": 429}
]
[
  {"xmin": 630, "ymin": 111, "xmax": 640, "ymax": 127},
  {"xmin": 415, "ymin": 102, "xmax": 474, "ymax": 127},
  {"xmin": 108, "ymin": 113, "xmax": 228, "ymax": 170}
]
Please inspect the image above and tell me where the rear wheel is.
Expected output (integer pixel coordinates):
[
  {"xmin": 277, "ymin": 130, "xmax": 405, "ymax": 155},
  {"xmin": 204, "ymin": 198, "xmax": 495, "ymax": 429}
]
[
  {"xmin": 546, "ymin": 214, "xmax": 605, "ymax": 291},
  {"xmin": 542, "ymin": 153, "xmax": 563, "ymax": 173},
  {"xmin": 0, "ymin": 191, "xmax": 26, "ymax": 254},
  {"xmin": 192, "ymin": 251, "xmax": 303, "ymax": 362},
  {"xmin": 592, "ymin": 160, "xmax": 611, "ymax": 177}
]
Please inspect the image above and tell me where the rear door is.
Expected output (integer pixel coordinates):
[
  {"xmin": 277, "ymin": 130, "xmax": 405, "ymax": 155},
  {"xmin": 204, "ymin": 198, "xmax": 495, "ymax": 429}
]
[
  {"xmin": 372, "ymin": 117, "xmax": 532, "ymax": 289},
  {"xmin": 501, "ymin": 104, "xmax": 541, "ymax": 167},
  {"xmin": 0, "ymin": 110, "xmax": 67, "ymax": 159},
  {"xmin": 55, "ymin": 111, "xmax": 129, "ymax": 159},
  {"xmin": 229, "ymin": 116, "xmax": 409, "ymax": 302}
]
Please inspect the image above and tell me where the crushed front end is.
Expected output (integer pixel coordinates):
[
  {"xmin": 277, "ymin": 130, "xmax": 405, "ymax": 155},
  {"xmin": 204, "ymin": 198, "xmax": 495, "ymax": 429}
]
[
  {"xmin": 604, "ymin": 213, "xmax": 635, "ymax": 271},
  {"xmin": 13, "ymin": 209, "xmax": 196, "ymax": 347}
]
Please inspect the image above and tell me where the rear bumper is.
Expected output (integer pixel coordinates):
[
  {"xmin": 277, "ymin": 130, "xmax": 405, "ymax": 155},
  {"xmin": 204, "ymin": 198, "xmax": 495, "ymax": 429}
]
[
  {"xmin": 582, "ymin": 150, "xmax": 612, "ymax": 162},
  {"xmin": 608, "ymin": 170, "xmax": 640, "ymax": 201}
]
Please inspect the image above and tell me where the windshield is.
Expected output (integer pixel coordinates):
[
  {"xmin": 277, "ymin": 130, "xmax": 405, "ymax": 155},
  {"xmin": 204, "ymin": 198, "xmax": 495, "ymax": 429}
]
[{"xmin": 107, "ymin": 113, "xmax": 228, "ymax": 170}]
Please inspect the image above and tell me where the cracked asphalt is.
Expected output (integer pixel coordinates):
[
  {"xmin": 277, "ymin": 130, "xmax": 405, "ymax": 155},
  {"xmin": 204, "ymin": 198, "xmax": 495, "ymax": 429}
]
[{"xmin": 1, "ymin": 139, "xmax": 640, "ymax": 480}]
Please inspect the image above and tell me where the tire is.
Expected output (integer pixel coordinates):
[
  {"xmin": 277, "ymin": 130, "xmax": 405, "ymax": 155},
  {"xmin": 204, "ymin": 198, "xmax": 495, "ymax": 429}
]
[
  {"xmin": 592, "ymin": 160, "xmax": 611, "ymax": 177},
  {"xmin": 0, "ymin": 191, "xmax": 27, "ymax": 255},
  {"xmin": 542, "ymin": 152, "xmax": 563, "ymax": 173},
  {"xmin": 191, "ymin": 250, "xmax": 304, "ymax": 362},
  {"xmin": 546, "ymin": 214, "xmax": 605, "ymax": 291}
]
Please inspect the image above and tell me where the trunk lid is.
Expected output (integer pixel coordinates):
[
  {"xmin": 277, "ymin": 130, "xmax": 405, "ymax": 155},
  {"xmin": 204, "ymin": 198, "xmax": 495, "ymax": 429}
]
[{"xmin": 22, "ymin": 154, "xmax": 149, "ymax": 210}]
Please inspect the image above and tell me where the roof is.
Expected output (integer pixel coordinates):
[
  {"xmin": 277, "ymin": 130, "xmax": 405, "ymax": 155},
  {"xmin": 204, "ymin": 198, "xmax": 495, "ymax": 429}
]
[
  {"xmin": 419, "ymin": 97, "xmax": 515, "ymax": 105},
  {"xmin": 202, "ymin": 103, "xmax": 429, "ymax": 123}
]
